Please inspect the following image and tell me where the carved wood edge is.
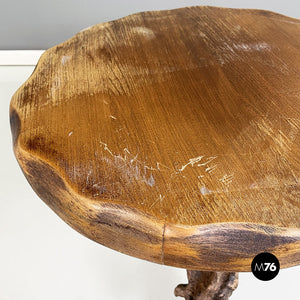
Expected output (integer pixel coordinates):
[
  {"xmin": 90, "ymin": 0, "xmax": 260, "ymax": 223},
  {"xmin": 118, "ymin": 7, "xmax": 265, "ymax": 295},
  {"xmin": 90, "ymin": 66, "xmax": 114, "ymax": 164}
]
[{"xmin": 8, "ymin": 140, "xmax": 300, "ymax": 271}]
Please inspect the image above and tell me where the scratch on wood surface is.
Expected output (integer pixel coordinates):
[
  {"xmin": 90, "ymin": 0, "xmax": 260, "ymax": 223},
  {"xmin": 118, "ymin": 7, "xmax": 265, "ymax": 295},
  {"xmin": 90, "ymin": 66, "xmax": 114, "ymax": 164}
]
[
  {"xmin": 178, "ymin": 156, "xmax": 204, "ymax": 172},
  {"xmin": 132, "ymin": 26, "xmax": 156, "ymax": 39},
  {"xmin": 197, "ymin": 156, "xmax": 217, "ymax": 167},
  {"xmin": 81, "ymin": 170, "xmax": 92, "ymax": 192},
  {"xmin": 100, "ymin": 141, "xmax": 163, "ymax": 171},
  {"xmin": 99, "ymin": 141, "xmax": 160, "ymax": 186},
  {"xmin": 219, "ymin": 174, "xmax": 234, "ymax": 188},
  {"xmin": 205, "ymin": 164, "xmax": 217, "ymax": 173},
  {"xmin": 145, "ymin": 173, "xmax": 155, "ymax": 187},
  {"xmin": 50, "ymin": 76, "xmax": 61, "ymax": 98},
  {"xmin": 156, "ymin": 162, "xmax": 173, "ymax": 172},
  {"xmin": 285, "ymin": 117, "xmax": 300, "ymax": 143},
  {"xmin": 199, "ymin": 185, "xmax": 213, "ymax": 195},
  {"xmin": 149, "ymin": 194, "xmax": 165, "ymax": 209},
  {"xmin": 255, "ymin": 118, "xmax": 299, "ymax": 152},
  {"xmin": 232, "ymin": 42, "xmax": 271, "ymax": 52},
  {"xmin": 100, "ymin": 141, "xmax": 116, "ymax": 158},
  {"xmin": 61, "ymin": 55, "xmax": 72, "ymax": 65},
  {"xmin": 177, "ymin": 156, "xmax": 218, "ymax": 178}
]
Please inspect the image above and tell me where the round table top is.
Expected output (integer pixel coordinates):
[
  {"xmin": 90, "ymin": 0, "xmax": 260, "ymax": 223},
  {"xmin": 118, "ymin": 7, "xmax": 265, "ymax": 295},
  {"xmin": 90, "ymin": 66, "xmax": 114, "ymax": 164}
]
[{"xmin": 10, "ymin": 6, "xmax": 300, "ymax": 271}]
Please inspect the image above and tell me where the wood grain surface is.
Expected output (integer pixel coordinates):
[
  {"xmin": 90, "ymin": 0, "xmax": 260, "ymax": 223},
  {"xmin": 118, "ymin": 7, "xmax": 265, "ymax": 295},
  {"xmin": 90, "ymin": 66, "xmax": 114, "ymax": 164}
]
[{"xmin": 10, "ymin": 6, "xmax": 300, "ymax": 271}]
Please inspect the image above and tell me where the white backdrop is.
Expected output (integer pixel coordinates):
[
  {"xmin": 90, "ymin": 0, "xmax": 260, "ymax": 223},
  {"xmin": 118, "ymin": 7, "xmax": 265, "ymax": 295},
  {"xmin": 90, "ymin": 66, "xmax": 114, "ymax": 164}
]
[
  {"xmin": 1, "ymin": 2, "xmax": 300, "ymax": 299},
  {"xmin": 0, "ymin": 0, "xmax": 299, "ymax": 49}
]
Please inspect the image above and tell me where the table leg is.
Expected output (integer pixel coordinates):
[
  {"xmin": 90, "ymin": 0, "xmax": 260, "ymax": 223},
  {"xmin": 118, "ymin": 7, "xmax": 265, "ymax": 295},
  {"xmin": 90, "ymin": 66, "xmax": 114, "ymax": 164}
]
[{"xmin": 174, "ymin": 270, "xmax": 239, "ymax": 300}]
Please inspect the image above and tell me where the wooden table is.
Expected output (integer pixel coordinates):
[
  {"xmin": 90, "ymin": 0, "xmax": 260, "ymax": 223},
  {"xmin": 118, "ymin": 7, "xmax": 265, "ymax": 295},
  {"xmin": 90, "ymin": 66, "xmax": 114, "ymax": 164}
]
[{"xmin": 10, "ymin": 6, "xmax": 300, "ymax": 299}]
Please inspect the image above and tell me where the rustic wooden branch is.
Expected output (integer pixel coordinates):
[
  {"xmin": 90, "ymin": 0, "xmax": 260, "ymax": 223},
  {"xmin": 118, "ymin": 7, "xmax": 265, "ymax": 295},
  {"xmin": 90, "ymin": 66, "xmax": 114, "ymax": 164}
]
[{"xmin": 175, "ymin": 270, "xmax": 238, "ymax": 300}]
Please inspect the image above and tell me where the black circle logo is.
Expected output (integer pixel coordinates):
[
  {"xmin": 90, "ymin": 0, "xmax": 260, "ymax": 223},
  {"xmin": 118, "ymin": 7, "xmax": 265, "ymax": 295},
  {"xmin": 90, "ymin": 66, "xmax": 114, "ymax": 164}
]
[{"xmin": 251, "ymin": 252, "xmax": 280, "ymax": 281}]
